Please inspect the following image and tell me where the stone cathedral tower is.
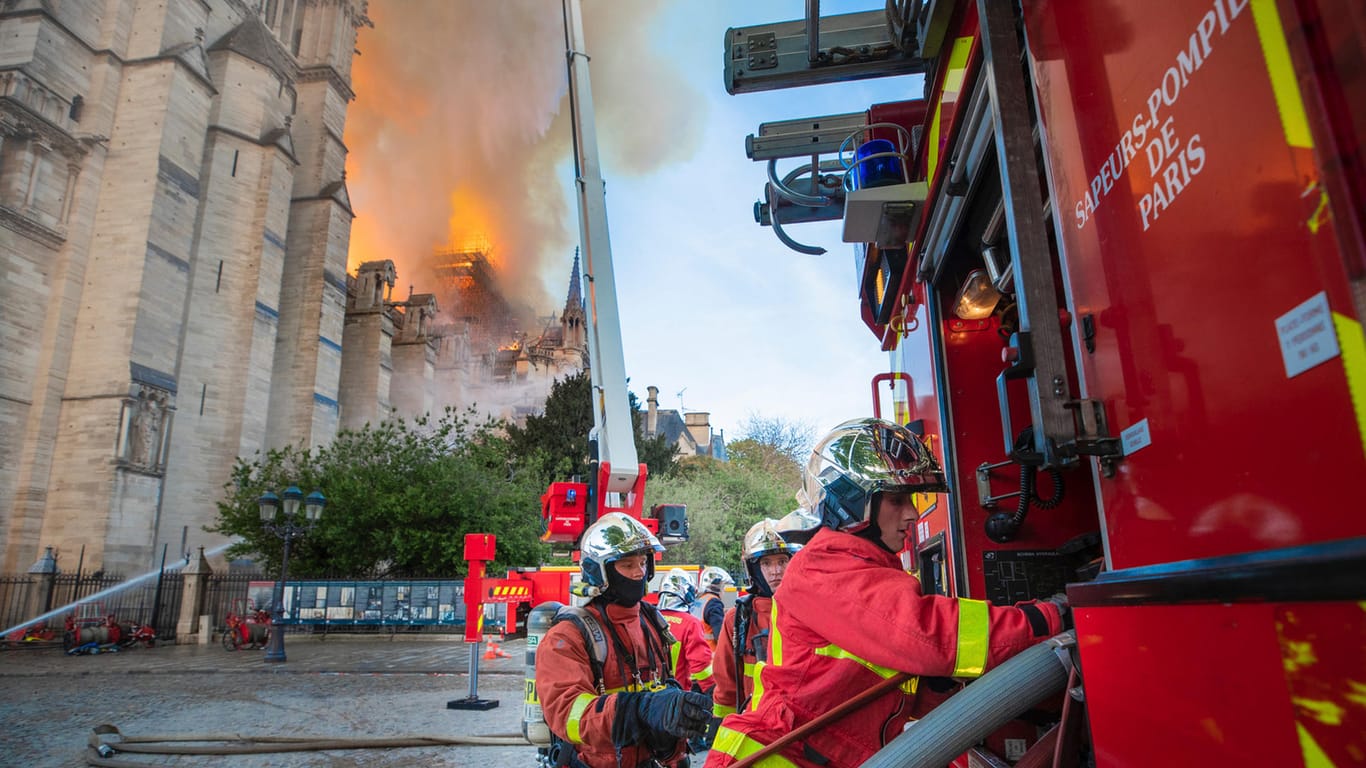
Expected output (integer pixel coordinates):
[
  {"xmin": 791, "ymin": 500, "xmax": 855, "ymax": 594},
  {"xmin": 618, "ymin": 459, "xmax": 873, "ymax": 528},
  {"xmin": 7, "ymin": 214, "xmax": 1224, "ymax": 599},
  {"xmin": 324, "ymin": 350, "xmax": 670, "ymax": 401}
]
[{"xmin": 0, "ymin": 0, "xmax": 369, "ymax": 576}]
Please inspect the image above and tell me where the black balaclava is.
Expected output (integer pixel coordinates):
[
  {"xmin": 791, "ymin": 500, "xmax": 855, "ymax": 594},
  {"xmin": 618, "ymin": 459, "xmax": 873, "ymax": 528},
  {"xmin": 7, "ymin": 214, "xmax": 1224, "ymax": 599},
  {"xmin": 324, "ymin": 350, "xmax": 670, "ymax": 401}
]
[
  {"xmin": 855, "ymin": 492, "xmax": 896, "ymax": 553},
  {"xmin": 745, "ymin": 561, "xmax": 774, "ymax": 598},
  {"xmin": 602, "ymin": 558, "xmax": 649, "ymax": 607}
]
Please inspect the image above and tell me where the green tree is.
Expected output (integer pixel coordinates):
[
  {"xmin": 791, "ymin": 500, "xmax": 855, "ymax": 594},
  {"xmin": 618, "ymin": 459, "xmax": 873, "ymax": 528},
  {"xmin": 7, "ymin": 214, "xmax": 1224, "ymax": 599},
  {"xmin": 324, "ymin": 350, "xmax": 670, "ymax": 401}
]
[
  {"xmin": 726, "ymin": 438, "xmax": 803, "ymax": 489},
  {"xmin": 507, "ymin": 370, "xmax": 678, "ymax": 484},
  {"xmin": 646, "ymin": 455, "xmax": 798, "ymax": 575},
  {"xmin": 507, "ymin": 371, "xmax": 596, "ymax": 481},
  {"xmin": 210, "ymin": 409, "xmax": 548, "ymax": 577}
]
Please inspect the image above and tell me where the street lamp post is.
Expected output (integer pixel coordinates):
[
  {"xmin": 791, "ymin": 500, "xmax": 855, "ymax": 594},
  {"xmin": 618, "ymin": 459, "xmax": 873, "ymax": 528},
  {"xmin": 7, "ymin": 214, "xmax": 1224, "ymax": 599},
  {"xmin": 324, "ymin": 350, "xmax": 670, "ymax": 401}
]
[{"xmin": 257, "ymin": 485, "xmax": 325, "ymax": 663}]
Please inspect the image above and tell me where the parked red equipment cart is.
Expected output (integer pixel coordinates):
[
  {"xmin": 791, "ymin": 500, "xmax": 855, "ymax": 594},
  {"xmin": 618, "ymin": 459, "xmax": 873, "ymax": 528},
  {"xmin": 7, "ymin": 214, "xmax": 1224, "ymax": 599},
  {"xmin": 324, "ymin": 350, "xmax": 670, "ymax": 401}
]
[{"xmin": 220, "ymin": 599, "xmax": 271, "ymax": 651}]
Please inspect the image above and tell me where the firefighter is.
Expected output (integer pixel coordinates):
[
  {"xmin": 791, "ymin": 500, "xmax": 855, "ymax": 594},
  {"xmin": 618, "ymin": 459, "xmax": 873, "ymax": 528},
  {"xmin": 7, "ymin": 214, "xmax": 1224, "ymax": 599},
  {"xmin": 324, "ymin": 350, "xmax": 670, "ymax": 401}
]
[
  {"xmin": 657, "ymin": 568, "xmax": 716, "ymax": 695},
  {"xmin": 711, "ymin": 518, "xmax": 800, "ymax": 719},
  {"xmin": 694, "ymin": 566, "xmax": 732, "ymax": 649},
  {"xmin": 705, "ymin": 418, "xmax": 1070, "ymax": 768},
  {"xmin": 536, "ymin": 513, "xmax": 712, "ymax": 768}
]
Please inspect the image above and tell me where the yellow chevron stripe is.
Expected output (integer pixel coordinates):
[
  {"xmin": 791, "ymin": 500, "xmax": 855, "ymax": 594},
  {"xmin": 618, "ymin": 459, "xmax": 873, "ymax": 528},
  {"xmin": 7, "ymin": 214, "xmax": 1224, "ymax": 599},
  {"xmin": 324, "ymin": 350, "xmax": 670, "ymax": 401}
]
[
  {"xmin": 926, "ymin": 37, "xmax": 974, "ymax": 181},
  {"xmin": 1333, "ymin": 312, "xmax": 1366, "ymax": 460},
  {"xmin": 1250, "ymin": 0, "xmax": 1312, "ymax": 148}
]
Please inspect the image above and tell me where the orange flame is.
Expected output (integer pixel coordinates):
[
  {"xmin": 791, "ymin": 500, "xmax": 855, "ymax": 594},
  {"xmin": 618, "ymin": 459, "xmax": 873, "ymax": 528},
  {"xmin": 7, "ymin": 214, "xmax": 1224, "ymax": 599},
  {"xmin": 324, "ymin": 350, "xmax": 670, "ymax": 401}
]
[{"xmin": 344, "ymin": 0, "xmax": 707, "ymax": 316}]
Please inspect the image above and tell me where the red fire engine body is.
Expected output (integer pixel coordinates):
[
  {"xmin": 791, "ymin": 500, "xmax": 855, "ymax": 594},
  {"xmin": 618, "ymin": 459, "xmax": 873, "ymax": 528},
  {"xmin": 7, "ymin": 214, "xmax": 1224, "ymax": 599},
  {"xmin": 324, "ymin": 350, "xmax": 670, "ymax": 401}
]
[{"xmin": 731, "ymin": 0, "xmax": 1364, "ymax": 764}]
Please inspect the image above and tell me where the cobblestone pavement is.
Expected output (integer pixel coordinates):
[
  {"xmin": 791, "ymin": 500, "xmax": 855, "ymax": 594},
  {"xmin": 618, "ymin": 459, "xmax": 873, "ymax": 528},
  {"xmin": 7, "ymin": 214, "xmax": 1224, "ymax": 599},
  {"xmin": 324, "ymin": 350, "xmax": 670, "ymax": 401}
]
[{"xmin": 0, "ymin": 635, "xmax": 541, "ymax": 767}]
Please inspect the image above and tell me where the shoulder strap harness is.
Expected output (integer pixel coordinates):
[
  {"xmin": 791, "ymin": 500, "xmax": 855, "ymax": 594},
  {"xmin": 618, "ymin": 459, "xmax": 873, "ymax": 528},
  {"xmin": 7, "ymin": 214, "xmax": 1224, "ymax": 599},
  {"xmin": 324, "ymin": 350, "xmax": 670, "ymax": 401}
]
[{"xmin": 553, "ymin": 603, "xmax": 677, "ymax": 694}]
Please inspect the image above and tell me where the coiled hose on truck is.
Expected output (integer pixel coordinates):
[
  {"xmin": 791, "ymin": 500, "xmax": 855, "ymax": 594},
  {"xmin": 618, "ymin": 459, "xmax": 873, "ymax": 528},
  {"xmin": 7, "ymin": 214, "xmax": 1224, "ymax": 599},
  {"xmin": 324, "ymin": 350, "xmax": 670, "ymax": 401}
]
[{"xmin": 861, "ymin": 631, "xmax": 1076, "ymax": 768}]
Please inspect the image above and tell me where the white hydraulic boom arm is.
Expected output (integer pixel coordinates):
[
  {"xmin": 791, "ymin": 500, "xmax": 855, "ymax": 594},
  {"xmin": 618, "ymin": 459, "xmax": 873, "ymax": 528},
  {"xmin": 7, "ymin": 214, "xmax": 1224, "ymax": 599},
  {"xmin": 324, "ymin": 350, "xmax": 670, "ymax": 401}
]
[{"xmin": 562, "ymin": 0, "xmax": 640, "ymax": 502}]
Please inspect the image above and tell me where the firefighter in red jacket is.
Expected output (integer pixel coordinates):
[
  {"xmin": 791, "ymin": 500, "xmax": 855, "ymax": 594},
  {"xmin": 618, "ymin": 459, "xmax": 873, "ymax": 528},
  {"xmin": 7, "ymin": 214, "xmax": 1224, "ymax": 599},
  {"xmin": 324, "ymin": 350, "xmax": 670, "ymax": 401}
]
[
  {"xmin": 657, "ymin": 568, "xmax": 715, "ymax": 695},
  {"xmin": 536, "ymin": 513, "xmax": 712, "ymax": 768},
  {"xmin": 694, "ymin": 566, "xmax": 732, "ymax": 649},
  {"xmin": 706, "ymin": 418, "xmax": 1070, "ymax": 768},
  {"xmin": 711, "ymin": 518, "xmax": 799, "ymax": 719}
]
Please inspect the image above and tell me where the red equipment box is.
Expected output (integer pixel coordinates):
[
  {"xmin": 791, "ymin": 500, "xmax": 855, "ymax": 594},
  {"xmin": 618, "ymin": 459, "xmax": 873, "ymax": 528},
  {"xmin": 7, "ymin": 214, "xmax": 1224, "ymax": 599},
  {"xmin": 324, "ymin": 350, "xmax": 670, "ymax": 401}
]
[{"xmin": 541, "ymin": 481, "xmax": 588, "ymax": 543}]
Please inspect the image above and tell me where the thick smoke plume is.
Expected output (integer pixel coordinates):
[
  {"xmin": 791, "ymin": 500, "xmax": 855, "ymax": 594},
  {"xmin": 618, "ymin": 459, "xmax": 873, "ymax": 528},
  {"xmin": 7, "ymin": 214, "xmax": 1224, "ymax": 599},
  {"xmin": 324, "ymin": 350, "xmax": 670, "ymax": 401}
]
[{"xmin": 345, "ymin": 0, "xmax": 706, "ymax": 315}]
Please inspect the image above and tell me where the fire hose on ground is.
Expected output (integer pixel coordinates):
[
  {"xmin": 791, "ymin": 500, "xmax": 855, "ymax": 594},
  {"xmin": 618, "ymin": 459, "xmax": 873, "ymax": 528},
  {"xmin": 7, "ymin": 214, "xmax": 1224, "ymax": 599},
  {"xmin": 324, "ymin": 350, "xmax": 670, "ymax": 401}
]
[{"xmin": 84, "ymin": 723, "xmax": 530, "ymax": 767}]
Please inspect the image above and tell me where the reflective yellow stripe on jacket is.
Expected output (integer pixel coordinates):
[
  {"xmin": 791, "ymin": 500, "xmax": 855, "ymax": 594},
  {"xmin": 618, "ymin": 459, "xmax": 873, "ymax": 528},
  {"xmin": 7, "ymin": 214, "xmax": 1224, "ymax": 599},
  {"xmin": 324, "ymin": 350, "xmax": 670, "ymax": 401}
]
[
  {"xmin": 769, "ymin": 598, "xmax": 783, "ymax": 666},
  {"xmin": 953, "ymin": 598, "xmax": 989, "ymax": 678},
  {"xmin": 812, "ymin": 644, "xmax": 919, "ymax": 695},
  {"xmin": 711, "ymin": 726, "xmax": 800, "ymax": 768},
  {"xmin": 750, "ymin": 660, "xmax": 767, "ymax": 708},
  {"xmin": 667, "ymin": 629, "xmax": 713, "ymax": 686},
  {"xmin": 565, "ymin": 692, "xmax": 596, "ymax": 744},
  {"xmin": 564, "ymin": 684, "xmax": 637, "ymax": 744}
]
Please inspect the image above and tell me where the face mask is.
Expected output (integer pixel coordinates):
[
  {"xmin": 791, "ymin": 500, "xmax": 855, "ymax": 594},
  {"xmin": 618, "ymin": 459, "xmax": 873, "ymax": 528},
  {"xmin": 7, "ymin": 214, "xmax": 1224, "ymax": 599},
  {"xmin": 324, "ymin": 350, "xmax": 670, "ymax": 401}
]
[{"xmin": 605, "ymin": 576, "xmax": 648, "ymax": 606}]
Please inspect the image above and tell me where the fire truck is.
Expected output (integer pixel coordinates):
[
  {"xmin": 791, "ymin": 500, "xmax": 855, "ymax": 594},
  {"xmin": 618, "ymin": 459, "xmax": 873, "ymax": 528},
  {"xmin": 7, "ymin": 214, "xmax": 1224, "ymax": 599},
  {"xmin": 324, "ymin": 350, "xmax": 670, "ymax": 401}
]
[{"xmin": 727, "ymin": 0, "xmax": 1364, "ymax": 765}]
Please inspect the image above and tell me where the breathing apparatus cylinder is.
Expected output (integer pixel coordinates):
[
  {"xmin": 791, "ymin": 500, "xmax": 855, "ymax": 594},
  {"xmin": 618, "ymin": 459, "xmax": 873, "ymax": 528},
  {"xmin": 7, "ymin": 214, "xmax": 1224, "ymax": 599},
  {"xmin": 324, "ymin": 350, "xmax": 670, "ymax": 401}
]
[{"xmin": 523, "ymin": 601, "xmax": 563, "ymax": 746}]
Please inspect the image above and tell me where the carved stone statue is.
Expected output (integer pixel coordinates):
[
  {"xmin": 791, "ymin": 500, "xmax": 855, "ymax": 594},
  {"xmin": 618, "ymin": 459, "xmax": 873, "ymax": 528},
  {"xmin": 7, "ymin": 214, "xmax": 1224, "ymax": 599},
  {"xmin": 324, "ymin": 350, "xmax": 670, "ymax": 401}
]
[{"xmin": 128, "ymin": 388, "xmax": 168, "ymax": 469}]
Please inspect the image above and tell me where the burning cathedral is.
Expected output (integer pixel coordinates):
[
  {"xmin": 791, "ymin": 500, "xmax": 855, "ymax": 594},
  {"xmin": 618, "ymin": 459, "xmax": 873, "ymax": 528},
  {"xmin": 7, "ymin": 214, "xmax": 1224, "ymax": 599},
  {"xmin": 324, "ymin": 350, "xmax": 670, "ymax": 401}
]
[
  {"xmin": 0, "ymin": 0, "xmax": 585, "ymax": 578},
  {"xmin": 0, "ymin": 0, "xmax": 581, "ymax": 579},
  {"xmin": 338, "ymin": 248, "xmax": 587, "ymax": 431}
]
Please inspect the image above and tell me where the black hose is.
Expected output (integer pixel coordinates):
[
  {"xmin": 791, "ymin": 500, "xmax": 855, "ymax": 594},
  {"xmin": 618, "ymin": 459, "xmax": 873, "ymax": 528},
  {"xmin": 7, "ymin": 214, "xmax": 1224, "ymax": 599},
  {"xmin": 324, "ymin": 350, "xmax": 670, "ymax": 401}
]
[
  {"xmin": 989, "ymin": 464, "xmax": 1065, "ymax": 542},
  {"xmin": 861, "ymin": 632, "xmax": 1075, "ymax": 768},
  {"xmin": 1012, "ymin": 463, "xmax": 1033, "ymax": 528},
  {"xmin": 1032, "ymin": 467, "xmax": 1064, "ymax": 510}
]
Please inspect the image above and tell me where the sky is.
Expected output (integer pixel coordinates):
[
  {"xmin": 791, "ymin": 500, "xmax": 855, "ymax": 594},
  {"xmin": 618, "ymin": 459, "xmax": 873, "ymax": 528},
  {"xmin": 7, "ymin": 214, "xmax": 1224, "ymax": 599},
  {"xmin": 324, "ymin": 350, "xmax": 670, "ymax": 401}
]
[{"xmin": 344, "ymin": 1, "xmax": 924, "ymax": 441}]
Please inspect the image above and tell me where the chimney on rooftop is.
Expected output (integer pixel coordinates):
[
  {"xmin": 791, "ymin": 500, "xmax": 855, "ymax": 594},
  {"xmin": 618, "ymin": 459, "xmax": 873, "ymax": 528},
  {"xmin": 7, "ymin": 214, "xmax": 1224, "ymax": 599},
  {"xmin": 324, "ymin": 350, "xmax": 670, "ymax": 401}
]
[
  {"xmin": 685, "ymin": 412, "xmax": 711, "ymax": 454},
  {"xmin": 646, "ymin": 386, "xmax": 659, "ymax": 437}
]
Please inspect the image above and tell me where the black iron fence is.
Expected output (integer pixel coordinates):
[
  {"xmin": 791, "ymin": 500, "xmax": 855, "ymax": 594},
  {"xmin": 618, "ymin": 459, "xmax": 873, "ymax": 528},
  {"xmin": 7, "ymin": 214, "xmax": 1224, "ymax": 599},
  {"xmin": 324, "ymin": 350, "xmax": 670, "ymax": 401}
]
[
  {"xmin": 1, "ymin": 569, "xmax": 190, "ymax": 641},
  {"xmin": 3, "ymin": 571, "xmax": 494, "ymax": 645},
  {"xmin": 203, "ymin": 571, "xmax": 264, "ymax": 632}
]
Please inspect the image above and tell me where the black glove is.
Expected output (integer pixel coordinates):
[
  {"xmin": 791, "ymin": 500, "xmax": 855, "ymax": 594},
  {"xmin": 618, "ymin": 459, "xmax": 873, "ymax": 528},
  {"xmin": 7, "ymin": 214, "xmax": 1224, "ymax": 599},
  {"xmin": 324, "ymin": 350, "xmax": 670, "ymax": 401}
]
[
  {"xmin": 636, "ymin": 687, "xmax": 712, "ymax": 740},
  {"xmin": 688, "ymin": 715, "xmax": 723, "ymax": 754},
  {"xmin": 1045, "ymin": 593, "xmax": 1073, "ymax": 631}
]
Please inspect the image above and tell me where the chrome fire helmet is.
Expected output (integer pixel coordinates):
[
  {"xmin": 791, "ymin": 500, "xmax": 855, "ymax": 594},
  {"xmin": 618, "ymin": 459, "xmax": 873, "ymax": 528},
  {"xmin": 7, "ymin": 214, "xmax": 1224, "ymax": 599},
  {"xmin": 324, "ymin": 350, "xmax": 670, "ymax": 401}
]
[
  {"xmin": 742, "ymin": 518, "xmax": 800, "ymax": 597},
  {"xmin": 656, "ymin": 568, "xmax": 698, "ymax": 612},
  {"xmin": 578, "ymin": 512, "xmax": 665, "ymax": 590},
  {"xmin": 774, "ymin": 505, "xmax": 822, "ymax": 545},
  {"xmin": 806, "ymin": 418, "xmax": 947, "ymax": 532},
  {"xmin": 699, "ymin": 565, "xmax": 734, "ymax": 594}
]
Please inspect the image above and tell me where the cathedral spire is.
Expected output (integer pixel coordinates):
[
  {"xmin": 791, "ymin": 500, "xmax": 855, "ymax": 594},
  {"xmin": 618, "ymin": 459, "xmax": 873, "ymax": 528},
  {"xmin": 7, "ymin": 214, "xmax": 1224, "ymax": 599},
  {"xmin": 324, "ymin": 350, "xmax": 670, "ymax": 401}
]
[
  {"xmin": 561, "ymin": 248, "xmax": 587, "ymax": 354},
  {"xmin": 565, "ymin": 248, "xmax": 583, "ymax": 313}
]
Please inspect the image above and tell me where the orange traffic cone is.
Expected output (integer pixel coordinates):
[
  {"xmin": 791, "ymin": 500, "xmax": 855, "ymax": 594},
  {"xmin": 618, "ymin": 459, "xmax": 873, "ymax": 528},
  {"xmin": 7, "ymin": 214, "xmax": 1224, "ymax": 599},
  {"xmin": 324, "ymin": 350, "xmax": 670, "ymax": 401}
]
[{"xmin": 483, "ymin": 639, "xmax": 511, "ymax": 659}]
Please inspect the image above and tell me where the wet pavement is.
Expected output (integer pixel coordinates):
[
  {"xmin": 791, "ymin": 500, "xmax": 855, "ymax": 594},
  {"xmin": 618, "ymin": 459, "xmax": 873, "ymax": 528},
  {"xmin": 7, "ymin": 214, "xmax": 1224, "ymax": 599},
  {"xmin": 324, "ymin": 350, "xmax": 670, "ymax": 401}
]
[{"xmin": 0, "ymin": 634, "xmax": 538, "ymax": 767}]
